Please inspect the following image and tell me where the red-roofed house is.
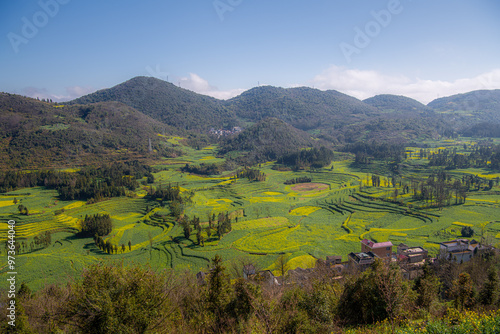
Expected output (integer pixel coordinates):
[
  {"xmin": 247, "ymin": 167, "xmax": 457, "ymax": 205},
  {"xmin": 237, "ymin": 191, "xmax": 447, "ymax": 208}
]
[{"xmin": 361, "ymin": 239, "xmax": 393, "ymax": 258}]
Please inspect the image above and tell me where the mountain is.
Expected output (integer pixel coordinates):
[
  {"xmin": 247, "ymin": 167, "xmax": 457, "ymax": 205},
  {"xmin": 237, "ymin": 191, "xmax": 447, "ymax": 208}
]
[
  {"xmin": 363, "ymin": 94, "xmax": 432, "ymax": 113},
  {"xmin": 0, "ymin": 93, "xmax": 176, "ymax": 169},
  {"xmin": 218, "ymin": 117, "xmax": 320, "ymax": 163},
  {"xmin": 68, "ymin": 76, "xmax": 238, "ymax": 131},
  {"xmin": 224, "ymin": 86, "xmax": 378, "ymax": 131},
  {"xmin": 428, "ymin": 90, "xmax": 500, "ymax": 124}
]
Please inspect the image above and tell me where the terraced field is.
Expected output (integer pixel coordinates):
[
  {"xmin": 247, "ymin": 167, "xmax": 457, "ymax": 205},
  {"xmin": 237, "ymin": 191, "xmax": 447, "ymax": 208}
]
[{"xmin": 1, "ymin": 142, "xmax": 500, "ymax": 290}]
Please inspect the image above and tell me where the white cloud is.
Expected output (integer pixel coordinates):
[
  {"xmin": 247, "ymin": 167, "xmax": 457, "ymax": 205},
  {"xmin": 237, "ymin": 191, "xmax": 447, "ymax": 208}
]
[
  {"xmin": 178, "ymin": 73, "xmax": 245, "ymax": 100},
  {"xmin": 21, "ymin": 85, "xmax": 96, "ymax": 102},
  {"xmin": 311, "ymin": 66, "xmax": 500, "ymax": 104}
]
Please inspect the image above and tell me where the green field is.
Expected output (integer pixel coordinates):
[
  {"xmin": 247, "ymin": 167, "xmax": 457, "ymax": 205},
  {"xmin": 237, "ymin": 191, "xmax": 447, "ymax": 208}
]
[{"xmin": 1, "ymin": 140, "xmax": 500, "ymax": 290}]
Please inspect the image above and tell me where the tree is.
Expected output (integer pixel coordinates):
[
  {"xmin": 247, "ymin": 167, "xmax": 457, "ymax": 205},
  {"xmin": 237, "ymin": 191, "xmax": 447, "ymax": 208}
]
[
  {"xmin": 461, "ymin": 226, "xmax": 474, "ymax": 237},
  {"xmin": 180, "ymin": 217, "xmax": 191, "ymax": 240},
  {"xmin": 413, "ymin": 263, "xmax": 441, "ymax": 310},
  {"xmin": 62, "ymin": 263, "xmax": 177, "ymax": 333},
  {"xmin": 227, "ymin": 278, "xmax": 260, "ymax": 324},
  {"xmin": 452, "ymin": 272, "xmax": 476, "ymax": 310},
  {"xmin": 337, "ymin": 268, "xmax": 387, "ymax": 325},
  {"xmin": 18, "ymin": 282, "xmax": 32, "ymax": 300},
  {"xmin": 372, "ymin": 261, "xmax": 415, "ymax": 333},
  {"xmin": 18, "ymin": 204, "xmax": 28, "ymax": 215},
  {"xmin": 275, "ymin": 254, "xmax": 290, "ymax": 284},
  {"xmin": 121, "ymin": 243, "xmax": 126, "ymax": 253},
  {"xmin": 206, "ymin": 255, "xmax": 231, "ymax": 331},
  {"xmin": 479, "ymin": 267, "xmax": 499, "ymax": 306},
  {"xmin": 128, "ymin": 240, "xmax": 132, "ymax": 251}
]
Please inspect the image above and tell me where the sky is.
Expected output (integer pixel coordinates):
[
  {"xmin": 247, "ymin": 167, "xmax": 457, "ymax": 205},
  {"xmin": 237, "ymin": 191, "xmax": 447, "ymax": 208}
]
[{"xmin": 1, "ymin": 0, "xmax": 499, "ymax": 104}]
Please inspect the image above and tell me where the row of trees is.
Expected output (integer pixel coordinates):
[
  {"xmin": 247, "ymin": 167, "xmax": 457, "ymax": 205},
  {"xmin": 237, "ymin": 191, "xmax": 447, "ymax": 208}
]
[
  {"xmin": 3, "ymin": 231, "xmax": 52, "ymax": 255},
  {"xmin": 283, "ymin": 176, "xmax": 312, "ymax": 185},
  {"xmin": 179, "ymin": 212, "xmax": 234, "ymax": 246},
  {"xmin": 93, "ymin": 235, "xmax": 132, "ymax": 254}
]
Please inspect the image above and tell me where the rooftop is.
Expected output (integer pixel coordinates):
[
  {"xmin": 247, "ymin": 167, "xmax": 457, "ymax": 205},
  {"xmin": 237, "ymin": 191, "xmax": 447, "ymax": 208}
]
[
  {"xmin": 361, "ymin": 239, "xmax": 393, "ymax": 248},
  {"xmin": 406, "ymin": 247, "xmax": 426, "ymax": 253}
]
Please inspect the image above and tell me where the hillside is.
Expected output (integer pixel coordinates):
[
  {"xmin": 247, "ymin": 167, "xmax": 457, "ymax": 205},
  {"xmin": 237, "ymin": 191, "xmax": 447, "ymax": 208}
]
[
  {"xmin": 225, "ymin": 86, "xmax": 378, "ymax": 131},
  {"xmin": 68, "ymin": 76, "xmax": 238, "ymax": 131},
  {"xmin": 218, "ymin": 117, "xmax": 319, "ymax": 163},
  {"xmin": 0, "ymin": 93, "xmax": 176, "ymax": 169},
  {"xmin": 428, "ymin": 89, "xmax": 500, "ymax": 124},
  {"xmin": 363, "ymin": 94, "xmax": 432, "ymax": 113}
]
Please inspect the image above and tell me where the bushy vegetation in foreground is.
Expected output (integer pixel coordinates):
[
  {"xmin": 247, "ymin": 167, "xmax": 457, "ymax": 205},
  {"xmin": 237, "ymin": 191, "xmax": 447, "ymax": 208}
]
[{"xmin": 3, "ymin": 251, "xmax": 500, "ymax": 334}]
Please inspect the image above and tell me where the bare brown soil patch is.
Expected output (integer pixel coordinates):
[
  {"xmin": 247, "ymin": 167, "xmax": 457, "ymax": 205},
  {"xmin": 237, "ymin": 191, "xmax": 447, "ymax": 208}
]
[{"xmin": 291, "ymin": 183, "xmax": 329, "ymax": 192}]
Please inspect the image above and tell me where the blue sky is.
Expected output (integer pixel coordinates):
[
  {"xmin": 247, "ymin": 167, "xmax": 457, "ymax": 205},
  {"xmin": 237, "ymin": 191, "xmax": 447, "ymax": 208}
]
[{"xmin": 1, "ymin": 0, "xmax": 499, "ymax": 103}]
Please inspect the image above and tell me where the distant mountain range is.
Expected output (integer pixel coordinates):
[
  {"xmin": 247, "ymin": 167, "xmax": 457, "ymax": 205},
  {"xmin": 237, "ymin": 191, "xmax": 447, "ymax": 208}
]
[
  {"xmin": 68, "ymin": 77, "xmax": 238, "ymax": 131},
  {"xmin": 1, "ymin": 77, "xmax": 499, "ymax": 168}
]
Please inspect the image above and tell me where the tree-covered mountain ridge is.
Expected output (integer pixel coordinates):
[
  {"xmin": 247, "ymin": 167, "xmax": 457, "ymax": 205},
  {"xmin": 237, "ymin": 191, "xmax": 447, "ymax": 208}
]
[
  {"xmin": 66, "ymin": 76, "xmax": 500, "ymax": 135},
  {"xmin": 0, "ymin": 92, "xmax": 179, "ymax": 169}
]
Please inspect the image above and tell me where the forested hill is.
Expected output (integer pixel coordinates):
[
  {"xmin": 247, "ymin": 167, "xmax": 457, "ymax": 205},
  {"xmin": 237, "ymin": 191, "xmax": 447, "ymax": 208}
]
[
  {"xmin": 224, "ymin": 86, "xmax": 378, "ymax": 130},
  {"xmin": 0, "ymin": 93, "xmax": 176, "ymax": 169},
  {"xmin": 218, "ymin": 117, "xmax": 319, "ymax": 163},
  {"xmin": 363, "ymin": 94, "xmax": 432, "ymax": 113},
  {"xmin": 428, "ymin": 89, "xmax": 500, "ymax": 124},
  {"xmin": 67, "ymin": 76, "xmax": 238, "ymax": 131},
  {"xmin": 428, "ymin": 89, "xmax": 500, "ymax": 113}
]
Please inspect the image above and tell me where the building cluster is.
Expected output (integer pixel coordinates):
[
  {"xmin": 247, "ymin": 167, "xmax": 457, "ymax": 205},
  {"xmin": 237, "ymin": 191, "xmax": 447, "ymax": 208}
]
[
  {"xmin": 197, "ymin": 238, "xmax": 494, "ymax": 286},
  {"xmin": 209, "ymin": 126, "xmax": 242, "ymax": 137}
]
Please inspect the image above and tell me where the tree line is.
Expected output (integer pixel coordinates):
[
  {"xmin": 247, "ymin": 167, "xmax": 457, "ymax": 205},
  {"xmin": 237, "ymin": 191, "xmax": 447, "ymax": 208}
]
[
  {"xmin": 276, "ymin": 147, "xmax": 334, "ymax": 169},
  {"xmin": 346, "ymin": 142, "xmax": 406, "ymax": 164},
  {"xmin": 0, "ymin": 161, "xmax": 154, "ymax": 202},
  {"xmin": 236, "ymin": 168, "xmax": 266, "ymax": 182},
  {"xmin": 428, "ymin": 145, "xmax": 500, "ymax": 170},
  {"xmin": 80, "ymin": 213, "xmax": 112, "ymax": 237}
]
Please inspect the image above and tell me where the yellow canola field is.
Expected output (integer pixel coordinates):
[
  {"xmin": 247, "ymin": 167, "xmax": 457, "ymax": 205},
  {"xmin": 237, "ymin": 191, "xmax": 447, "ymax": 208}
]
[
  {"xmin": 289, "ymin": 206, "xmax": 322, "ymax": 216},
  {"xmin": 0, "ymin": 200, "xmax": 14, "ymax": 207},
  {"xmin": 63, "ymin": 201, "xmax": 86, "ymax": 210}
]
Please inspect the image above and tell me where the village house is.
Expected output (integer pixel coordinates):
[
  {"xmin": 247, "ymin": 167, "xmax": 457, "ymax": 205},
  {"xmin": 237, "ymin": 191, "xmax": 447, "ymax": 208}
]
[
  {"xmin": 361, "ymin": 239, "xmax": 393, "ymax": 258},
  {"xmin": 397, "ymin": 243, "xmax": 428, "ymax": 263},
  {"xmin": 243, "ymin": 264, "xmax": 256, "ymax": 279},
  {"xmin": 439, "ymin": 239, "xmax": 483, "ymax": 262},
  {"xmin": 397, "ymin": 243, "xmax": 429, "ymax": 279},
  {"xmin": 325, "ymin": 255, "xmax": 344, "ymax": 274},
  {"xmin": 249, "ymin": 270, "xmax": 280, "ymax": 286},
  {"xmin": 348, "ymin": 251, "xmax": 377, "ymax": 272}
]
